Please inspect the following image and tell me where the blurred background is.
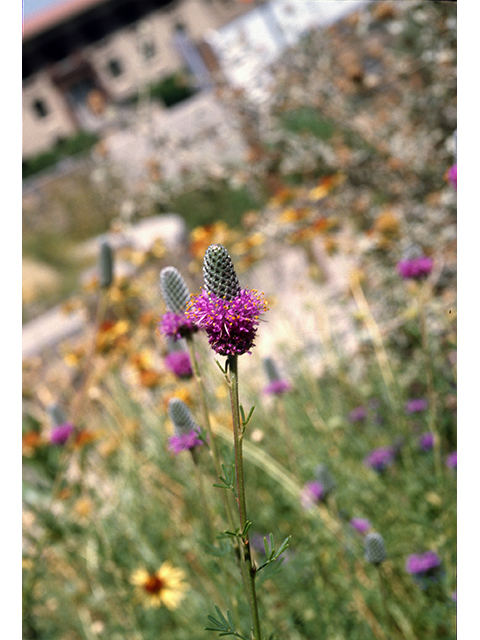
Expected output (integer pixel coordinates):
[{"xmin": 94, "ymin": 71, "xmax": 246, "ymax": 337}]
[{"xmin": 22, "ymin": 2, "xmax": 457, "ymax": 639}]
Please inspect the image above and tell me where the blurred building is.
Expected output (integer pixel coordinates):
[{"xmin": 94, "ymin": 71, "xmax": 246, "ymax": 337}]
[{"xmin": 22, "ymin": 0, "xmax": 257, "ymax": 159}]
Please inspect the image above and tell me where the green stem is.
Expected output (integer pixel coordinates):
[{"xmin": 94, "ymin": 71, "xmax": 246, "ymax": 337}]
[
  {"xmin": 185, "ymin": 336, "xmax": 239, "ymax": 537},
  {"xmin": 418, "ymin": 284, "xmax": 443, "ymax": 482},
  {"xmin": 227, "ymin": 355, "xmax": 263, "ymax": 640}
]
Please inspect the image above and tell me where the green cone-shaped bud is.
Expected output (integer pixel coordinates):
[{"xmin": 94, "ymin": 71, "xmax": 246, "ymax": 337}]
[
  {"xmin": 364, "ymin": 532, "xmax": 387, "ymax": 564},
  {"xmin": 99, "ymin": 241, "xmax": 114, "ymax": 289},
  {"xmin": 315, "ymin": 464, "xmax": 336, "ymax": 495},
  {"xmin": 168, "ymin": 398, "xmax": 199, "ymax": 436},
  {"xmin": 264, "ymin": 357, "xmax": 281, "ymax": 382},
  {"xmin": 160, "ymin": 266, "xmax": 191, "ymax": 314},
  {"xmin": 203, "ymin": 244, "xmax": 240, "ymax": 301},
  {"xmin": 47, "ymin": 403, "xmax": 67, "ymax": 427}
]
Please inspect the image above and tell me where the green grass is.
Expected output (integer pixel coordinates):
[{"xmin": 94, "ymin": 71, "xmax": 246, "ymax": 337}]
[
  {"xmin": 280, "ymin": 107, "xmax": 335, "ymax": 140},
  {"xmin": 167, "ymin": 180, "xmax": 265, "ymax": 230}
]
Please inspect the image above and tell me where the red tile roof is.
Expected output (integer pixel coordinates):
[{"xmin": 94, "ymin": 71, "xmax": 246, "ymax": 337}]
[{"xmin": 23, "ymin": 0, "xmax": 110, "ymax": 41}]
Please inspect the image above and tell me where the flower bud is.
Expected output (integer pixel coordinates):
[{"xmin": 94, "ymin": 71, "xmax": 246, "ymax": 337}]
[
  {"xmin": 160, "ymin": 267, "xmax": 191, "ymax": 314},
  {"xmin": 203, "ymin": 244, "xmax": 240, "ymax": 300},
  {"xmin": 168, "ymin": 398, "xmax": 199, "ymax": 436},
  {"xmin": 99, "ymin": 241, "xmax": 114, "ymax": 289},
  {"xmin": 365, "ymin": 532, "xmax": 387, "ymax": 564}
]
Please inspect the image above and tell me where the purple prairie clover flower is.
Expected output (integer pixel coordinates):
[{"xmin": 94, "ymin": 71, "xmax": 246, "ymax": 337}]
[
  {"xmin": 158, "ymin": 311, "xmax": 198, "ymax": 342},
  {"xmin": 50, "ymin": 422, "xmax": 74, "ymax": 445},
  {"xmin": 418, "ymin": 432, "xmax": 435, "ymax": 452},
  {"xmin": 397, "ymin": 256, "xmax": 433, "ymax": 280},
  {"xmin": 405, "ymin": 551, "xmax": 441, "ymax": 576},
  {"xmin": 263, "ymin": 379, "xmax": 292, "ymax": 395},
  {"xmin": 186, "ymin": 289, "xmax": 267, "ymax": 356},
  {"xmin": 186, "ymin": 244, "xmax": 267, "ymax": 356},
  {"xmin": 300, "ymin": 481, "xmax": 325, "ymax": 509},
  {"xmin": 364, "ymin": 446, "xmax": 396, "ymax": 472},
  {"xmin": 168, "ymin": 430, "xmax": 204, "ymax": 454},
  {"xmin": 446, "ymin": 451, "xmax": 457, "ymax": 469},
  {"xmin": 448, "ymin": 163, "xmax": 457, "ymax": 189},
  {"xmin": 164, "ymin": 351, "xmax": 193, "ymax": 379},
  {"xmin": 167, "ymin": 398, "xmax": 205, "ymax": 454},
  {"xmin": 263, "ymin": 357, "xmax": 291, "ymax": 395},
  {"xmin": 350, "ymin": 518, "xmax": 371, "ymax": 535},
  {"xmin": 348, "ymin": 406, "xmax": 367, "ymax": 423},
  {"xmin": 405, "ymin": 398, "xmax": 428, "ymax": 414}
]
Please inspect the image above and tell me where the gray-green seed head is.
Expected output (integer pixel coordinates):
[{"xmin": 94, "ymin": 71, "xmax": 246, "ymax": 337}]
[
  {"xmin": 168, "ymin": 398, "xmax": 199, "ymax": 436},
  {"xmin": 364, "ymin": 532, "xmax": 387, "ymax": 564},
  {"xmin": 264, "ymin": 357, "xmax": 281, "ymax": 382},
  {"xmin": 160, "ymin": 267, "xmax": 191, "ymax": 314},
  {"xmin": 99, "ymin": 241, "xmax": 114, "ymax": 289},
  {"xmin": 47, "ymin": 403, "xmax": 67, "ymax": 427},
  {"xmin": 203, "ymin": 244, "xmax": 240, "ymax": 301},
  {"xmin": 314, "ymin": 464, "xmax": 336, "ymax": 495}
]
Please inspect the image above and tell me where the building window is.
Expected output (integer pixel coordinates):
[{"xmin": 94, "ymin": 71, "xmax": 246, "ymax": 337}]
[
  {"xmin": 107, "ymin": 58, "xmax": 123, "ymax": 77},
  {"xmin": 32, "ymin": 98, "xmax": 49, "ymax": 119}
]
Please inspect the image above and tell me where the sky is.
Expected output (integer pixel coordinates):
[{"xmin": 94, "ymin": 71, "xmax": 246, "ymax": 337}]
[{"xmin": 23, "ymin": 0, "xmax": 63, "ymax": 19}]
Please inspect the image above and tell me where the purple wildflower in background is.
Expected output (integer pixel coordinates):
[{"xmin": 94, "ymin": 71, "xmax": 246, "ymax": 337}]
[
  {"xmin": 50, "ymin": 422, "xmax": 74, "ymax": 445},
  {"xmin": 168, "ymin": 430, "xmax": 204, "ymax": 455},
  {"xmin": 364, "ymin": 446, "xmax": 396, "ymax": 472},
  {"xmin": 418, "ymin": 432, "xmax": 435, "ymax": 452},
  {"xmin": 187, "ymin": 288, "xmax": 267, "ymax": 356},
  {"xmin": 158, "ymin": 311, "xmax": 198, "ymax": 342},
  {"xmin": 397, "ymin": 256, "xmax": 433, "ymax": 280},
  {"xmin": 405, "ymin": 551, "xmax": 441, "ymax": 576},
  {"xmin": 446, "ymin": 451, "xmax": 457, "ymax": 469},
  {"xmin": 405, "ymin": 398, "xmax": 428, "ymax": 414},
  {"xmin": 263, "ymin": 379, "xmax": 292, "ymax": 395},
  {"xmin": 348, "ymin": 406, "xmax": 367, "ymax": 423},
  {"xmin": 448, "ymin": 163, "xmax": 457, "ymax": 189},
  {"xmin": 164, "ymin": 351, "xmax": 193, "ymax": 379},
  {"xmin": 350, "ymin": 518, "xmax": 371, "ymax": 535},
  {"xmin": 300, "ymin": 481, "xmax": 325, "ymax": 509}
]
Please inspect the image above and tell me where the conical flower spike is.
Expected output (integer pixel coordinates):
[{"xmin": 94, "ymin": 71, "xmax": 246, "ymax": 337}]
[
  {"xmin": 264, "ymin": 357, "xmax": 281, "ymax": 382},
  {"xmin": 168, "ymin": 398, "xmax": 200, "ymax": 436},
  {"xmin": 314, "ymin": 464, "xmax": 336, "ymax": 495},
  {"xmin": 203, "ymin": 244, "xmax": 240, "ymax": 301},
  {"xmin": 364, "ymin": 532, "xmax": 387, "ymax": 564},
  {"xmin": 160, "ymin": 267, "xmax": 191, "ymax": 314},
  {"xmin": 167, "ymin": 398, "xmax": 204, "ymax": 454},
  {"xmin": 99, "ymin": 241, "xmax": 114, "ymax": 289}
]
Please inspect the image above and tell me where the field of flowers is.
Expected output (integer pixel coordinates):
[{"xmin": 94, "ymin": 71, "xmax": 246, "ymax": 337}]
[{"xmin": 22, "ymin": 2, "xmax": 456, "ymax": 639}]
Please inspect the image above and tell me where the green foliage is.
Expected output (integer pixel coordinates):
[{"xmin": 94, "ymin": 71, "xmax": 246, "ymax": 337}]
[
  {"xmin": 22, "ymin": 131, "xmax": 100, "ymax": 179},
  {"xmin": 281, "ymin": 107, "xmax": 335, "ymax": 140},
  {"xmin": 149, "ymin": 71, "xmax": 197, "ymax": 107},
  {"xmin": 168, "ymin": 180, "xmax": 264, "ymax": 230}
]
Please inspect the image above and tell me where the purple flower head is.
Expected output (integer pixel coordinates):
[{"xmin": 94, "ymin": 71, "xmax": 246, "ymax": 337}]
[
  {"xmin": 364, "ymin": 446, "xmax": 396, "ymax": 472},
  {"xmin": 50, "ymin": 422, "xmax": 75, "ymax": 446},
  {"xmin": 186, "ymin": 244, "xmax": 267, "ymax": 356},
  {"xmin": 448, "ymin": 163, "xmax": 457, "ymax": 189},
  {"xmin": 405, "ymin": 398, "xmax": 428, "ymax": 414},
  {"xmin": 300, "ymin": 481, "xmax": 325, "ymax": 509},
  {"xmin": 397, "ymin": 256, "xmax": 433, "ymax": 280},
  {"xmin": 186, "ymin": 288, "xmax": 267, "ymax": 356},
  {"xmin": 350, "ymin": 518, "xmax": 371, "ymax": 535},
  {"xmin": 158, "ymin": 311, "xmax": 198, "ymax": 342},
  {"xmin": 263, "ymin": 379, "xmax": 292, "ymax": 395},
  {"xmin": 164, "ymin": 351, "xmax": 193, "ymax": 379},
  {"xmin": 348, "ymin": 406, "xmax": 367, "ymax": 423},
  {"xmin": 167, "ymin": 397, "xmax": 205, "ymax": 455},
  {"xmin": 168, "ymin": 430, "xmax": 204, "ymax": 454},
  {"xmin": 418, "ymin": 432, "xmax": 435, "ymax": 452},
  {"xmin": 446, "ymin": 451, "xmax": 457, "ymax": 469},
  {"xmin": 405, "ymin": 551, "xmax": 441, "ymax": 576}
]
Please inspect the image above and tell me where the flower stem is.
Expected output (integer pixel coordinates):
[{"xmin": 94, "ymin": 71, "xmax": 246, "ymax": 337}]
[
  {"xmin": 418, "ymin": 283, "xmax": 443, "ymax": 482},
  {"xmin": 227, "ymin": 355, "xmax": 263, "ymax": 640}
]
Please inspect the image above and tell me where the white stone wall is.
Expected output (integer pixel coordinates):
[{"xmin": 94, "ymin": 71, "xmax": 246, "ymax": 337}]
[{"xmin": 22, "ymin": 71, "xmax": 77, "ymax": 158}]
